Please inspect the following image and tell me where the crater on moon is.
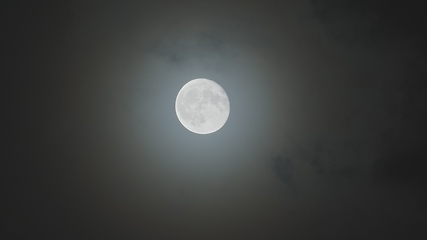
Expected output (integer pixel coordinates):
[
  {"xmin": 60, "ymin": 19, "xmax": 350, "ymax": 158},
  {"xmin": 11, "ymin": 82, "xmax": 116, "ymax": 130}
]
[{"xmin": 175, "ymin": 78, "xmax": 230, "ymax": 134}]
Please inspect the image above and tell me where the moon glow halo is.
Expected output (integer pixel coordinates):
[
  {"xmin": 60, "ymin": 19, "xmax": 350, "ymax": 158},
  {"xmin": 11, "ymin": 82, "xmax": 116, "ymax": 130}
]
[{"xmin": 175, "ymin": 78, "xmax": 230, "ymax": 134}]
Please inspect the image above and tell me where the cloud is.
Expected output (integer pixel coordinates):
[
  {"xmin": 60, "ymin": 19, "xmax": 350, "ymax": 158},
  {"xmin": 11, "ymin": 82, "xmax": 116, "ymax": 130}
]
[{"xmin": 271, "ymin": 154, "xmax": 298, "ymax": 193}]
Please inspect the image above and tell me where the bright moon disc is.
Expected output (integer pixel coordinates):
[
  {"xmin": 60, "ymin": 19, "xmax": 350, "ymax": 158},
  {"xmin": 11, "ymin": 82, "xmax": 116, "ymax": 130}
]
[{"xmin": 175, "ymin": 78, "xmax": 230, "ymax": 134}]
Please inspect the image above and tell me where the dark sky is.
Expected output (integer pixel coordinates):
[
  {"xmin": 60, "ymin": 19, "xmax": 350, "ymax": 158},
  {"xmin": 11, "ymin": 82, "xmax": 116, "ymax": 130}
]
[{"xmin": 3, "ymin": 0, "xmax": 427, "ymax": 239}]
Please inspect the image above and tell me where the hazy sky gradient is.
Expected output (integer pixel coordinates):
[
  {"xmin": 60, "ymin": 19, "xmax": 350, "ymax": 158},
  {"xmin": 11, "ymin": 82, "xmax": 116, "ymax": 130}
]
[{"xmin": 4, "ymin": 0, "xmax": 426, "ymax": 239}]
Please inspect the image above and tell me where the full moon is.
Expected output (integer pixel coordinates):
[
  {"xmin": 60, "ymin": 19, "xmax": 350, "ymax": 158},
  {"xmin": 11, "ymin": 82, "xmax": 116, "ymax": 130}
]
[{"xmin": 175, "ymin": 78, "xmax": 230, "ymax": 134}]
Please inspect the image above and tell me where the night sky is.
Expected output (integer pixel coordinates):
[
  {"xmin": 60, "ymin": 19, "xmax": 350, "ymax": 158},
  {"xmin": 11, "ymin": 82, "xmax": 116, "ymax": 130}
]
[{"xmin": 4, "ymin": 0, "xmax": 427, "ymax": 239}]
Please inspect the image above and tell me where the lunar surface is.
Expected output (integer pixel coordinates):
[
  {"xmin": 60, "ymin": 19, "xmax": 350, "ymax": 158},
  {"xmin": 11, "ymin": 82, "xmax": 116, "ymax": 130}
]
[{"xmin": 175, "ymin": 78, "xmax": 230, "ymax": 134}]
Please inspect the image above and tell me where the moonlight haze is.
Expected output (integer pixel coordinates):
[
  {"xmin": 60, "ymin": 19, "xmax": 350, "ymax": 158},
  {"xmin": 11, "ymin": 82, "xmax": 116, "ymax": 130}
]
[{"xmin": 3, "ymin": 0, "xmax": 427, "ymax": 239}]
